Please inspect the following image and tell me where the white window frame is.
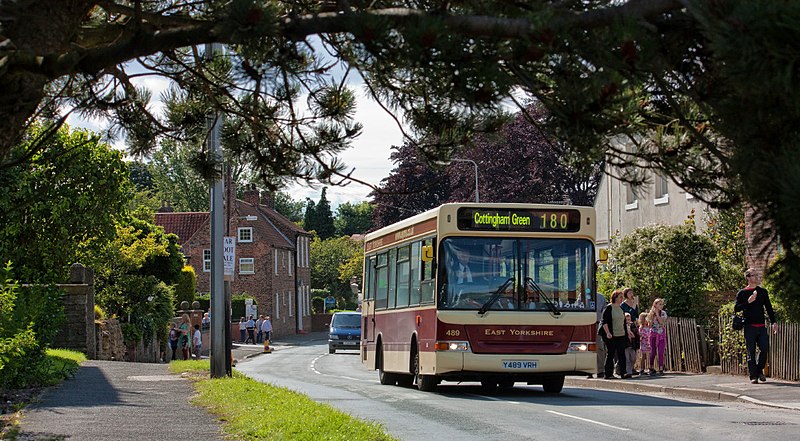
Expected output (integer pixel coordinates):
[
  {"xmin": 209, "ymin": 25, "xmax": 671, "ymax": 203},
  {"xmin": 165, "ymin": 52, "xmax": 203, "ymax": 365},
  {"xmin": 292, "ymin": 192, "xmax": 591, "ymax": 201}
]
[
  {"xmin": 274, "ymin": 249, "xmax": 278, "ymax": 275},
  {"xmin": 305, "ymin": 237, "xmax": 310, "ymax": 267},
  {"xmin": 238, "ymin": 227, "xmax": 253, "ymax": 243},
  {"xmin": 625, "ymin": 183, "xmax": 638, "ymax": 211},
  {"xmin": 203, "ymin": 249, "xmax": 211, "ymax": 272},
  {"xmin": 289, "ymin": 290, "xmax": 293, "ymax": 317},
  {"xmin": 288, "ymin": 251, "xmax": 293, "ymax": 276},
  {"xmin": 274, "ymin": 293, "xmax": 280, "ymax": 320},
  {"xmin": 239, "ymin": 258, "xmax": 255, "ymax": 274}
]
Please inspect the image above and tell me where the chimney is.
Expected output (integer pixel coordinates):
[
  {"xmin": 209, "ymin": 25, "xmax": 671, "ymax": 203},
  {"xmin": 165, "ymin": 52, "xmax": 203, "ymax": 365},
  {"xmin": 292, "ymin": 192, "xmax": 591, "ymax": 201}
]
[
  {"xmin": 261, "ymin": 191, "xmax": 275, "ymax": 209},
  {"xmin": 157, "ymin": 201, "xmax": 174, "ymax": 213},
  {"xmin": 243, "ymin": 183, "xmax": 260, "ymax": 206}
]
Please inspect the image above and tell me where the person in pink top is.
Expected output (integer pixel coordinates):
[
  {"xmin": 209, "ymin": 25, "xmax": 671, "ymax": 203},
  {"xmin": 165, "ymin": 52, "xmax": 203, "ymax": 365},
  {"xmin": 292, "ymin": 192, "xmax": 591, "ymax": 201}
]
[{"xmin": 637, "ymin": 312, "xmax": 651, "ymax": 375}]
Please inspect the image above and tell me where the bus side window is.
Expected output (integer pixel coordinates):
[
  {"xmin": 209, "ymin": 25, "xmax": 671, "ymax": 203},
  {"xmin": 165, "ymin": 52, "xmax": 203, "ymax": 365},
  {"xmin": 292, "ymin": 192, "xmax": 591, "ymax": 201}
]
[
  {"xmin": 420, "ymin": 237, "xmax": 436, "ymax": 304},
  {"xmin": 375, "ymin": 253, "xmax": 389, "ymax": 309},
  {"xmin": 410, "ymin": 242, "xmax": 421, "ymax": 305}
]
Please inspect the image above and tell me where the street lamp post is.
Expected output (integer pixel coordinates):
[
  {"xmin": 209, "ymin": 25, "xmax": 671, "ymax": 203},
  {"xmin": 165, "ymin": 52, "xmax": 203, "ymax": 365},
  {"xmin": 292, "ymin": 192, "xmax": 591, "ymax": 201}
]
[{"xmin": 450, "ymin": 158, "xmax": 479, "ymax": 203}]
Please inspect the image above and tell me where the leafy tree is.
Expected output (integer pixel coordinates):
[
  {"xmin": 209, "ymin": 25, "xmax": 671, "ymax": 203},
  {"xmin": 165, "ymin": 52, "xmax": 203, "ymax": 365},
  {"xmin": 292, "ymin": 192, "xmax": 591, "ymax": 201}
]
[
  {"xmin": 313, "ymin": 188, "xmax": 336, "ymax": 239},
  {"xmin": 148, "ymin": 140, "xmax": 211, "ymax": 212},
  {"xmin": 273, "ymin": 191, "xmax": 305, "ymax": 223},
  {"xmin": 303, "ymin": 199, "xmax": 317, "ymax": 234},
  {"xmin": 335, "ymin": 201, "xmax": 374, "ymax": 236},
  {"xmin": 5, "ymin": 2, "xmax": 800, "ymax": 298},
  {"xmin": 0, "ymin": 125, "xmax": 131, "ymax": 283},
  {"xmin": 127, "ymin": 161, "xmax": 154, "ymax": 191},
  {"xmin": 370, "ymin": 105, "xmax": 600, "ymax": 228},
  {"xmin": 174, "ymin": 266, "xmax": 198, "ymax": 310},
  {"xmin": 705, "ymin": 206, "xmax": 747, "ymax": 292},
  {"xmin": 310, "ymin": 236, "xmax": 363, "ymax": 306},
  {"xmin": 87, "ymin": 221, "xmax": 182, "ymax": 343},
  {"xmin": 370, "ymin": 142, "xmax": 452, "ymax": 228},
  {"xmin": 611, "ymin": 223, "xmax": 718, "ymax": 323}
]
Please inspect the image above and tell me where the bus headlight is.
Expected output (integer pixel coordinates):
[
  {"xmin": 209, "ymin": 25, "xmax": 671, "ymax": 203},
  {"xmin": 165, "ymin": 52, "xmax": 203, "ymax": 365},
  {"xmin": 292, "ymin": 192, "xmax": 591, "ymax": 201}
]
[
  {"xmin": 567, "ymin": 342, "xmax": 596, "ymax": 352},
  {"xmin": 434, "ymin": 341, "xmax": 471, "ymax": 352}
]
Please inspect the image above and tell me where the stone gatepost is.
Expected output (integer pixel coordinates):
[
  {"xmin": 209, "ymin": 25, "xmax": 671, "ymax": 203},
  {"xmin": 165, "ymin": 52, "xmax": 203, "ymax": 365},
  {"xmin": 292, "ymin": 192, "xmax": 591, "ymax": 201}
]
[{"xmin": 53, "ymin": 263, "xmax": 96, "ymax": 359}]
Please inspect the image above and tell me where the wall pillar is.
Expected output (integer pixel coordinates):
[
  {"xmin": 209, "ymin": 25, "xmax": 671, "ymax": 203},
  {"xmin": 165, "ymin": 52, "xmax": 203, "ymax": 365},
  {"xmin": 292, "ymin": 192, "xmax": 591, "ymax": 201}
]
[{"xmin": 53, "ymin": 263, "xmax": 96, "ymax": 359}]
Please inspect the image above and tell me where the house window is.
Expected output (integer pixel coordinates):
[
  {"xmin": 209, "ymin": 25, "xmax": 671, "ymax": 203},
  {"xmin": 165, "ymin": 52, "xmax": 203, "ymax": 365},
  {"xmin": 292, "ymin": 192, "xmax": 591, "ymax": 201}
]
[
  {"xmin": 289, "ymin": 290, "xmax": 293, "ymax": 317},
  {"xmin": 281, "ymin": 250, "xmax": 286, "ymax": 268},
  {"xmin": 654, "ymin": 174, "xmax": 669, "ymax": 205},
  {"xmin": 288, "ymin": 252, "xmax": 293, "ymax": 276},
  {"xmin": 238, "ymin": 227, "xmax": 253, "ymax": 243},
  {"xmin": 203, "ymin": 249, "xmax": 211, "ymax": 272},
  {"xmin": 274, "ymin": 249, "xmax": 278, "ymax": 275},
  {"xmin": 625, "ymin": 183, "xmax": 639, "ymax": 211},
  {"xmin": 239, "ymin": 258, "xmax": 255, "ymax": 274},
  {"xmin": 274, "ymin": 293, "xmax": 280, "ymax": 319}
]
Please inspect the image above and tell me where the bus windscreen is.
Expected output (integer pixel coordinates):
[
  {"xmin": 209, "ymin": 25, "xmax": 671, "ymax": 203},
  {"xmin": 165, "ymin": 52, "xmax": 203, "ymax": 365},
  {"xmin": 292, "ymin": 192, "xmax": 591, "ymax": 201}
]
[{"xmin": 438, "ymin": 237, "xmax": 595, "ymax": 312}]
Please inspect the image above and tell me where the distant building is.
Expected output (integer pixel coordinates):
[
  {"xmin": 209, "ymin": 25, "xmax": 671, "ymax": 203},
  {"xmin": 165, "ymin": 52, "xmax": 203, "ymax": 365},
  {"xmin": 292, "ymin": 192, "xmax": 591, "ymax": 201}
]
[
  {"xmin": 594, "ymin": 169, "xmax": 708, "ymax": 251},
  {"xmin": 155, "ymin": 185, "xmax": 312, "ymax": 337}
]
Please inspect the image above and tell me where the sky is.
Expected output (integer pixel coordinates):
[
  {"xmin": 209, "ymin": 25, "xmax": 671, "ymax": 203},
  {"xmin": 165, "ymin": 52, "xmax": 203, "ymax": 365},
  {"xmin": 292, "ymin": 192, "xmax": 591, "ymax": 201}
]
[{"xmin": 66, "ymin": 75, "xmax": 404, "ymax": 210}]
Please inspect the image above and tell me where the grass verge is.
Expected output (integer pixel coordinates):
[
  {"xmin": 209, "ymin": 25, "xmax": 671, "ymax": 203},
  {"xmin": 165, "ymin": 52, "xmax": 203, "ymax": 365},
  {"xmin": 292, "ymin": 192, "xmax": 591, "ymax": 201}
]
[{"xmin": 170, "ymin": 360, "xmax": 398, "ymax": 441}]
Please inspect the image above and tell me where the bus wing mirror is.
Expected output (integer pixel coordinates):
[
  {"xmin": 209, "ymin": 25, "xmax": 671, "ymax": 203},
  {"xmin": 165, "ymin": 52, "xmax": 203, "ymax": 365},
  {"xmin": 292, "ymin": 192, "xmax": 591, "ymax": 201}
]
[
  {"xmin": 597, "ymin": 248, "xmax": 608, "ymax": 263},
  {"xmin": 421, "ymin": 245, "xmax": 434, "ymax": 262}
]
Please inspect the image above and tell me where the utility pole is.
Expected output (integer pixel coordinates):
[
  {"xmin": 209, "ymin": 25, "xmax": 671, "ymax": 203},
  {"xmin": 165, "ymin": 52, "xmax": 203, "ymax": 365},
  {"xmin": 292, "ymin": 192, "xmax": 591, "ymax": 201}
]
[{"xmin": 206, "ymin": 42, "xmax": 229, "ymax": 378}]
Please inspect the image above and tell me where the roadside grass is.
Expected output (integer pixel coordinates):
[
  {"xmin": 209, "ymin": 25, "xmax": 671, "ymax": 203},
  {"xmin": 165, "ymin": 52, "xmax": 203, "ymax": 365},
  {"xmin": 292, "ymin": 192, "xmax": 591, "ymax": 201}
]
[
  {"xmin": 1, "ymin": 348, "xmax": 87, "ymax": 440},
  {"xmin": 170, "ymin": 360, "xmax": 397, "ymax": 441}
]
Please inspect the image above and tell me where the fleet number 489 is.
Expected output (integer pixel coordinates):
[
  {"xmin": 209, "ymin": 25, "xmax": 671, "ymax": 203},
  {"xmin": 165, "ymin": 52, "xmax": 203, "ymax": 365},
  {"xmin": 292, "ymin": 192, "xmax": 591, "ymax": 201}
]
[{"xmin": 445, "ymin": 329, "xmax": 461, "ymax": 337}]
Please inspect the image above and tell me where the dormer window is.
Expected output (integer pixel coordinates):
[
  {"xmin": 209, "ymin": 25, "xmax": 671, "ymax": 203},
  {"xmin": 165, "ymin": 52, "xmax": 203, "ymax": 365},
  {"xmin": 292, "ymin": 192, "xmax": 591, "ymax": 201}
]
[{"xmin": 238, "ymin": 227, "xmax": 253, "ymax": 243}]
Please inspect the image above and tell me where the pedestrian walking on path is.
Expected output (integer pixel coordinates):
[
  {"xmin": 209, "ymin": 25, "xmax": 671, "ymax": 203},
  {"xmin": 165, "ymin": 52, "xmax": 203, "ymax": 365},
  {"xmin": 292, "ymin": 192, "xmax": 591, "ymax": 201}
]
[
  {"xmin": 735, "ymin": 268, "xmax": 778, "ymax": 384},
  {"xmin": 600, "ymin": 290, "xmax": 629, "ymax": 379},
  {"xmin": 15, "ymin": 361, "xmax": 223, "ymax": 441}
]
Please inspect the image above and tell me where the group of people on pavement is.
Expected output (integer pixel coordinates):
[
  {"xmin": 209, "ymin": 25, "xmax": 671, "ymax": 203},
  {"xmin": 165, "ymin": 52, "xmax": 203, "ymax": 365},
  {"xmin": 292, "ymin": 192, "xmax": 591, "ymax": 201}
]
[
  {"xmin": 592, "ymin": 268, "xmax": 778, "ymax": 384},
  {"xmin": 168, "ymin": 314, "xmax": 203, "ymax": 361},
  {"xmin": 238, "ymin": 314, "xmax": 272, "ymax": 345},
  {"xmin": 595, "ymin": 288, "xmax": 668, "ymax": 379}
]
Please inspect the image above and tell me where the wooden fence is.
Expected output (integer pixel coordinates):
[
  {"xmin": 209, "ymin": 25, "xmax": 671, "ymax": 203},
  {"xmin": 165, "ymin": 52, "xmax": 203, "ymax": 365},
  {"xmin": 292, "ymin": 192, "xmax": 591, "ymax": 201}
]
[
  {"xmin": 662, "ymin": 317, "xmax": 703, "ymax": 373},
  {"xmin": 718, "ymin": 317, "xmax": 800, "ymax": 381}
]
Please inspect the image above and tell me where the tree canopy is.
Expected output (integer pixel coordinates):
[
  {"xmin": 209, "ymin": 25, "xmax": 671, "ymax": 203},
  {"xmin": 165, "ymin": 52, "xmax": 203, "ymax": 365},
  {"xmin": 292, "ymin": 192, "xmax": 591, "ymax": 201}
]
[
  {"xmin": 370, "ymin": 105, "xmax": 600, "ymax": 228},
  {"xmin": 3, "ymin": 1, "xmax": 800, "ymax": 290}
]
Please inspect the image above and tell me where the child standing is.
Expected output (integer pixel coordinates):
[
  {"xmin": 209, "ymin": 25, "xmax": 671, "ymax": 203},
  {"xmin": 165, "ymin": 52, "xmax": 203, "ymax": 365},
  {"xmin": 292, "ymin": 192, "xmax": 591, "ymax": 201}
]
[
  {"xmin": 647, "ymin": 298, "xmax": 668, "ymax": 375},
  {"xmin": 192, "ymin": 324, "xmax": 202, "ymax": 359},
  {"xmin": 623, "ymin": 313, "xmax": 640, "ymax": 376},
  {"xmin": 637, "ymin": 313, "xmax": 651, "ymax": 375}
]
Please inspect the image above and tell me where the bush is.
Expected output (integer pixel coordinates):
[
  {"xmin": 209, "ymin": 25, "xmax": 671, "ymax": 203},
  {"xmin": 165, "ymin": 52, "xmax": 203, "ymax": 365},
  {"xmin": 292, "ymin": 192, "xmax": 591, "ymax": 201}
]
[
  {"xmin": 718, "ymin": 302, "xmax": 747, "ymax": 371},
  {"xmin": 174, "ymin": 266, "xmax": 197, "ymax": 309},
  {"xmin": 0, "ymin": 263, "xmax": 64, "ymax": 389},
  {"xmin": 764, "ymin": 253, "xmax": 800, "ymax": 323},
  {"xmin": 609, "ymin": 223, "xmax": 718, "ymax": 322}
]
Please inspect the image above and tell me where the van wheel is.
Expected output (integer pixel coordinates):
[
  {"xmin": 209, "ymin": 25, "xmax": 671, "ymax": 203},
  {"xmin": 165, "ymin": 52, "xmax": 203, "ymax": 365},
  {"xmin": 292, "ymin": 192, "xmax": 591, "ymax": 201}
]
[
  {"xmin": 542, "ymin": 375, "xmax": 565, "ymax": 394},
  {"xmin": 413, "ymin": 348, "xmax": 437, "ymax": 392},
  {"xmin": 329, "ymin": 347, "xmax": 335, "ymax": 354},
  {"xmin": 377, "ymin": 344, "xmax": 397, "ymax": 385}
]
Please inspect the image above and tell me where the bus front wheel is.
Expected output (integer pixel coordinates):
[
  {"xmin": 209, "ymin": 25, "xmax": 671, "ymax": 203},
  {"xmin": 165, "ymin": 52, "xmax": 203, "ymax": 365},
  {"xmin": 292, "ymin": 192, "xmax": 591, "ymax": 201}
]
[
  {"xmin": 542, "ymin": 375, "xmax": 565, "ymax": 394},
  {"xmin": 413, "ymin": 349, "xmax": 437, "ymax": 392}
]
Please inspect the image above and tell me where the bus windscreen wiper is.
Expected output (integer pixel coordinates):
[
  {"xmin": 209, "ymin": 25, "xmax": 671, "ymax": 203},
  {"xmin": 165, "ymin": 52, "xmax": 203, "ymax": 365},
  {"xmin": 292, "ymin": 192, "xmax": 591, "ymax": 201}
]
[
  {"xmin": 525, "ymin": 277, "xmax": 561, "ymax": 316},
  {"xmin": 478, "ymin": 278, "xmax": 515, "ymax": 315}
]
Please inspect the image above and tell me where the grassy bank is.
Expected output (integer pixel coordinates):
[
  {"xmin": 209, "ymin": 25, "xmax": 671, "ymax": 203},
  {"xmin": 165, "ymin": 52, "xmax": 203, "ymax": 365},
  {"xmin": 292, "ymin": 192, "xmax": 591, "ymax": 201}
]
[{"xmin": 169, "ymin": 360, "xmax": 397, "ymax": 441}]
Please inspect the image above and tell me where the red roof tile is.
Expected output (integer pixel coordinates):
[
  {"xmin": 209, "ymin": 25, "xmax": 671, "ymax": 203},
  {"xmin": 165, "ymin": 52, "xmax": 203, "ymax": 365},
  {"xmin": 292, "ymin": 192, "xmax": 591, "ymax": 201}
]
[{"xmin": 155, "ymin": 212, "xmax": 209, "ymax": 245}]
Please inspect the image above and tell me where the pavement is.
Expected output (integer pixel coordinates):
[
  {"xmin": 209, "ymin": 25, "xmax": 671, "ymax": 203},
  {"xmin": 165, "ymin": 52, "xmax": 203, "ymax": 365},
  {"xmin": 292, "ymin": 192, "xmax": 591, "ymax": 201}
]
[{"xmin": 13, "ymin": 334, "xmax": 799, "ymax": 439}]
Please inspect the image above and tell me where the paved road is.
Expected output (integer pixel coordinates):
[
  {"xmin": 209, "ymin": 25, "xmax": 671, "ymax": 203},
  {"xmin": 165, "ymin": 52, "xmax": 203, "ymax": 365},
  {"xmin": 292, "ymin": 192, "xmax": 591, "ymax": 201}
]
[{"xmin": 237, "ymin": 337, "xmax": 800, "ymax": 441}]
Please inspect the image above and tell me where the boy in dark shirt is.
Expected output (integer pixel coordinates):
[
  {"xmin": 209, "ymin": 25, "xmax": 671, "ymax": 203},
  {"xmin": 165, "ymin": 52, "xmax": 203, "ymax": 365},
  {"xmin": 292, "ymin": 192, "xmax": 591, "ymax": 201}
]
[{"xmin": 734, "ymin": 268, "xmax": 778, "ymax": 384}]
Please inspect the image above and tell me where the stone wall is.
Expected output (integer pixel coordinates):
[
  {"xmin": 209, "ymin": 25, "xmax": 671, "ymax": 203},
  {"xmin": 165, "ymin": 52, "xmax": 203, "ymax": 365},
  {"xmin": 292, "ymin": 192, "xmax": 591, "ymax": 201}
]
[
  {"xmin": 53, "ymin": 264, "xmax": 96, "ymax": 359},
  {"xmin": 95, "ymin": 318, "xmax": 125, "ymax": 361}
]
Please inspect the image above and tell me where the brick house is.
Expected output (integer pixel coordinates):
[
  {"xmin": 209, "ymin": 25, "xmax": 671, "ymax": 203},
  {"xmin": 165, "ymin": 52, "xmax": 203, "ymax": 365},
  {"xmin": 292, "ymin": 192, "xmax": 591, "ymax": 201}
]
[{"xmin": 155, "ymin": 186, "xmax": 312, "ymax": 337}]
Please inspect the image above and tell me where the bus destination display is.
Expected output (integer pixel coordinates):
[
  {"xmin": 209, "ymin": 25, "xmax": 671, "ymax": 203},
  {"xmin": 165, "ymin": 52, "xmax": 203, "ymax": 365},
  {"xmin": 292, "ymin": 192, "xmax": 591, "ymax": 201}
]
[{"xmin": 457, "ymin": 208, "xmax": 581, "ymax": 232}]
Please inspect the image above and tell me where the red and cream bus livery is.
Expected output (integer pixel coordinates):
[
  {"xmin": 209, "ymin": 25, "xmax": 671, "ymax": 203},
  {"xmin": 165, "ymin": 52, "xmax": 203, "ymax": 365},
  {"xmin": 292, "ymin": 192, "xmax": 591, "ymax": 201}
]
[{"xmin": 358, "ymin": 203, "xmax": 600, "ymax": 393}]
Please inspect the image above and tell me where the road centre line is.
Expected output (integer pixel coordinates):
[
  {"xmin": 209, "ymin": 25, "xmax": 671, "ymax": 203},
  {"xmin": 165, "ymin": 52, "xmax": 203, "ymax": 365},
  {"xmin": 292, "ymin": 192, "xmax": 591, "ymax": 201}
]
[{"xmin": 546, "ymin": 410, "xmax": 630, "ymax": 431}]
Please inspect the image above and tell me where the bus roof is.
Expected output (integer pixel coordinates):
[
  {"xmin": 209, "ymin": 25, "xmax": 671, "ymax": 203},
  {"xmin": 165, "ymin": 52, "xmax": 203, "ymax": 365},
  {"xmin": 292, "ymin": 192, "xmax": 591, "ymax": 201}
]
[{"xmin": 365, "ymin": 202, "xmax": 595, "ymax": 244}]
